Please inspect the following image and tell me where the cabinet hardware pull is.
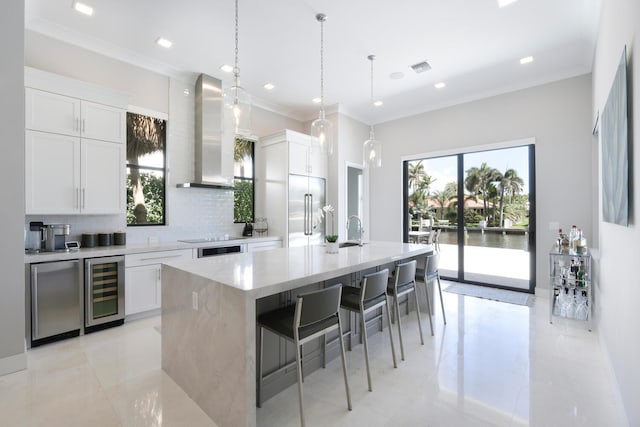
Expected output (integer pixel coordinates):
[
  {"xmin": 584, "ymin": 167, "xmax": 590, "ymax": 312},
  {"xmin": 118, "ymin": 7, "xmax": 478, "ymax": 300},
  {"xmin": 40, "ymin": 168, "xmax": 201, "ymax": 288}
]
[
  {"xmin": 82, "ymin": 119, "xmax": 86, "ymax": 133},
  {"xmin": 81, "ymin": 188, "xmax": 85, "ymax": 209}
]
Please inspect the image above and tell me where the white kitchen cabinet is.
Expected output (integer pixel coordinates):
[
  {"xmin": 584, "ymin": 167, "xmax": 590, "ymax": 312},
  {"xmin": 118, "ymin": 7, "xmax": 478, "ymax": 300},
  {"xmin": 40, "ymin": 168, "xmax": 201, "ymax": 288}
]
[
  {"xmin": 25, "ymin": 130, "xmax": 80, "ymax": 214},
  {"xmin": 287, "ymin": 134, "xmax": 327, "ymax": 178},
  {"xmin": 25, "ymin": 130, "xmax": 125, "ymax": 214},
  {"xmin": 81, "ymin": 139, "xmax": 125, "ymax": 214},
  {"xmin": 125, "ymin": 249, "xmax": 193, "ymax": 317},
  {"xmin": 246, "ymin": 240, "xmax": 282, "ymax": 252},
  {"xmin": 25, "ymin": 87, "xmax": 125, "ymax": 143}
]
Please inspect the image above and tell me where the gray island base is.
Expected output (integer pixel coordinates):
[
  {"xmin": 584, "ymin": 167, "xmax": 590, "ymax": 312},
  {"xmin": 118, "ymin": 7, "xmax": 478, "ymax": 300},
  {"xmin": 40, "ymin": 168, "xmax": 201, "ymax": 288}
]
[{"xmin": 161, "ymin": 241, "xmax": 432, "ymax": 427}]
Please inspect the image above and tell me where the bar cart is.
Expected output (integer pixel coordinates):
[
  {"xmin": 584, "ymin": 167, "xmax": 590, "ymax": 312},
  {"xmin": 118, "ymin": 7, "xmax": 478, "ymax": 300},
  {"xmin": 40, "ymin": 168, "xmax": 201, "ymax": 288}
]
[{"xmin": 549, "ymin": 247, "xmax": 592, "ymax": 331}]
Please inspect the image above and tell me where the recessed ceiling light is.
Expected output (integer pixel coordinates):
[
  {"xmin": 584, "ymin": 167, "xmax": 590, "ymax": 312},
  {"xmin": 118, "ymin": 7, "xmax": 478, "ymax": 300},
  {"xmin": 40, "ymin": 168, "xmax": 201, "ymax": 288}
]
[
  {"xmin": 434, "ymin": 82, "xmax": 446, "ymax": 89},
  {"xmin": 520, "ymin": 56, "xmax": 534, "ymax": 65},
  {"xmin": 373, "ymin": 100, "xmax": 383, "ymax": 107},
  {"xmin": 498, "ymin": 0, "xmax": 518, "ymax": 7},
  {"xmin": 312, "ymin": 97, "xmax": 321, "ymax": 104},
  {"xmin": 72, "ymin": 1, "xmax": 94, "ymax": 16},
  {"xmin": 389, "ymin": 72, "xmax": 405, "ymax": 80},
  {"xmin": 263, "ymin": 83, "xmax": 275, "ymax": 90},
  {"xmin": 219, "ymin": 64, "xmax": 234, "ymax": 73},
  {"xmin": 155, "ymin": 37, "xmax": 173, "ymax": 48},
  {"xmin": 183, "ymin": 89, "xmax": 190, "ymax": 96}
]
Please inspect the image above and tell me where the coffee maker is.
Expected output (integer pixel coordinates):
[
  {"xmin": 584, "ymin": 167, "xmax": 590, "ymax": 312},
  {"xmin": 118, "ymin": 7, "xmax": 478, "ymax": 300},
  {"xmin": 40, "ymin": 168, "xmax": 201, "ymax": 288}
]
[{"xmin": 42, "ymin": 224, "xmax": 71, "ymax": 252}]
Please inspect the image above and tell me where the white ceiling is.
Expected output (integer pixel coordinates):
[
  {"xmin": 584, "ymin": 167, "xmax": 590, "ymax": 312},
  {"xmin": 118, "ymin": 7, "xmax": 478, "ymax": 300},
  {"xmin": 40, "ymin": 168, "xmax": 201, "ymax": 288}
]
[{"xmin": 24, "ymin": 0, "xmax": 602, "ymax": 125}]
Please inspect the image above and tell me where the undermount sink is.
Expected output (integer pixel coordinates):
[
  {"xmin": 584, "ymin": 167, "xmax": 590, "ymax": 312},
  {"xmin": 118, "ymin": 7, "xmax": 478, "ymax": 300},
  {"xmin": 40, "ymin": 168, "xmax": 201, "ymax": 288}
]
[{"xmin": 339, "ymin": 241, "xmax": 365, "ymax": 248}]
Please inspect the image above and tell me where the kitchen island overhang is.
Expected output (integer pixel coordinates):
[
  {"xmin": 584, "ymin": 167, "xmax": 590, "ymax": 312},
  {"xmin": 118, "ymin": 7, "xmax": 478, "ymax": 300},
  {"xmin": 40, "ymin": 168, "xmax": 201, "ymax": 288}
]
[{"xmin": 161, "ymin": 241, "xmax": 432, "ymax": 427}]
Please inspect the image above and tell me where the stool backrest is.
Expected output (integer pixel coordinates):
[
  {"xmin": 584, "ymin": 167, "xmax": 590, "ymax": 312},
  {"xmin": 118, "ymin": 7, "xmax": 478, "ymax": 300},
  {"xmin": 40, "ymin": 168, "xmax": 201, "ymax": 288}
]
[
  {"xmin": 425, "ymin": 252, "xmax": 440, "ymax": 277},
  {"xmin": 296, "ymin": 284, "xmax": 342, "ymax": 328},
  {"xmin": 394, "ymin": 260, "xmax": 417, "ymax": 289},
  {"xmin": 361, "ymin": 269, "xmax": 390, "ymax": 302}
]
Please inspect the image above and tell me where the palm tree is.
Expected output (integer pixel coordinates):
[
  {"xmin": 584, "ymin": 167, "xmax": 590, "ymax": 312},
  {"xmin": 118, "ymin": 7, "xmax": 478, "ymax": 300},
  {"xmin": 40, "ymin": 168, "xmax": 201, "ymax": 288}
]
[
  {"xmin": 431, "ymin": 182, "xmax": 457, "ymax": 219},
  {"xmin": 408, "ymin": 160, "xmax": 426, "ymax": 193},
  {"xmin": 497, "ymin": 168, "xmax": 524, "ymax": 227},
  {"xmin": 465, "ymin": 162, "xmax": 501, "ymax": 219},
  {"xmin": 234, "ymin": 137, "xmax": 253, "ymax": 175},
  {"xmin": 127, "ymin": 113, "xmax": 165, "ymax": 224}
]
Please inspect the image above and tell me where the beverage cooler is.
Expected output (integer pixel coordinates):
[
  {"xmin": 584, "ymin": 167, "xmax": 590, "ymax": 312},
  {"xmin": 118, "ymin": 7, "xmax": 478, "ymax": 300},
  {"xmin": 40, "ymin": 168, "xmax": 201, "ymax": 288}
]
[{"xmin": 84, "ymin": 256, "xmax": 125, "ymax": 332}]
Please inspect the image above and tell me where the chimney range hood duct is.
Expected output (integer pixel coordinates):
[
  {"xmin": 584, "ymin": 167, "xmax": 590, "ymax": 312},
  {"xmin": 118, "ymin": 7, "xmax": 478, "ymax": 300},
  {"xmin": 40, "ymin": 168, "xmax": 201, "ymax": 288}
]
[{"xmin": 177, "ymin": 73, "xmax": 234, "ymax": 189}]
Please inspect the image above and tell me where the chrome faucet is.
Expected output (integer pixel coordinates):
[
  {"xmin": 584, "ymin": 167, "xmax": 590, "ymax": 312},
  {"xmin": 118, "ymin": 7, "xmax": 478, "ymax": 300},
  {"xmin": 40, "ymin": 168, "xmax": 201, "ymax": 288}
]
[{"xmin": 346, "ymin": 215, "xmax": 364, "ymax": 246}]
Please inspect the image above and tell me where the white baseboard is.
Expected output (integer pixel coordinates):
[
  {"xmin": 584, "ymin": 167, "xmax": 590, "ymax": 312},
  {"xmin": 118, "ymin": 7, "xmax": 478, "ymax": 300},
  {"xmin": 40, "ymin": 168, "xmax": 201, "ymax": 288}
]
[{"xmin": 0, "ymin": 351, "xmax": 27, "ymax": 376}]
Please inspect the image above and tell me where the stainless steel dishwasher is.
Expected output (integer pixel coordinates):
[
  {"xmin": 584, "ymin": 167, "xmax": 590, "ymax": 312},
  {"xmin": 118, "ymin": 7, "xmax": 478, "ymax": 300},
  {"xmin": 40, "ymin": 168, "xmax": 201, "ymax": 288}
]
[{"xmin": 29, "ymin": 260, "xmax": 82, "ymax": 347}]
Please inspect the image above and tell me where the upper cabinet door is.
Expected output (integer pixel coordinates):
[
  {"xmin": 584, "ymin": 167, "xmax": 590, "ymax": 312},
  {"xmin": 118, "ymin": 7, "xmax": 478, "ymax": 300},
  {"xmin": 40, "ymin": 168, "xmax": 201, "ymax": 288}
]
[
  {"xmin": 25, "ymin": 88, "xmax": 80, "ymax": 137},
  {"xmin": 81, "ymin": 101, "xmax": 126, "ymax": 143},
  {"xmin": 81, "ymin": 139, "xmax": 125, "ymax": 214},
  {"xmin": 288, "ymin": 141, "xmax": 310, "ymax": 176},
  {"xmin": 25, "ymin": 130, "xmax": 81, "ymax": 214}
]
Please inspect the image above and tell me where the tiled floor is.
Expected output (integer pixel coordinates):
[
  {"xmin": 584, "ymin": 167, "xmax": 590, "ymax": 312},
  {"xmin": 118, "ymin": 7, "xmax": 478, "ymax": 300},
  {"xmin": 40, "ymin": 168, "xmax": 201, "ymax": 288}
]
[{"xmin": 0, "ymin": 284, "xmax": 628, "ymax": 426}]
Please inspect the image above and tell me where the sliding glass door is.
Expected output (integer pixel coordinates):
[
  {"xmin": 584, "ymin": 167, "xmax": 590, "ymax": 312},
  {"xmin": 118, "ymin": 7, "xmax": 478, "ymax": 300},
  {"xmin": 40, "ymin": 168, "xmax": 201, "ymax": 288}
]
[{"xmin": 404, "ymin": 144, "xmax": 535, "ymax": 292}]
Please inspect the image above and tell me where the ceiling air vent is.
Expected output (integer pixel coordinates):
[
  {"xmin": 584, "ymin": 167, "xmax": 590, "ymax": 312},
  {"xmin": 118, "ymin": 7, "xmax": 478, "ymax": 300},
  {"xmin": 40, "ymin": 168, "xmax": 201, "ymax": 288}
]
[{"xmin": 410, "ymin": 60, "xmax": 432, "ymax": 73}]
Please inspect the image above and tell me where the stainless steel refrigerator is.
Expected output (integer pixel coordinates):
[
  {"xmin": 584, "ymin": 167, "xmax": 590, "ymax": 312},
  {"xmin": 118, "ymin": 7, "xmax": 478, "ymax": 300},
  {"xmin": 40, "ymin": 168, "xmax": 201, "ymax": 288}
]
[{"xmin": 288, "ymin": 174, "xmax": 325, "ymax": 247}]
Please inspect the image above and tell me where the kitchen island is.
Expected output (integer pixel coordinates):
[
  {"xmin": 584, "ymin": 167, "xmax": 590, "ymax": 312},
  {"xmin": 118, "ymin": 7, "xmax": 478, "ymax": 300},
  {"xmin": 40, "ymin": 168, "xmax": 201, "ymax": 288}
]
[{"xmin": 161, "ymin": 241, "xmax": 432, "ymax": 427}]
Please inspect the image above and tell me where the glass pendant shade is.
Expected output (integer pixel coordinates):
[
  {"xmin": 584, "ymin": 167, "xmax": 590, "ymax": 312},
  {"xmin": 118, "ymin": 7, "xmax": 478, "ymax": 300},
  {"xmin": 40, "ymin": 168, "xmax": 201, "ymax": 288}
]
[
  {"xmin": 363, "ymin": 127, "xmax": 382, "ymax": 168},
  {"xmin": 311, "ymin": 109, "xmax": 333, "ymax": 155},
  {"xmin": 223, "ymin": 82, "xmax": 252, "ymax": 137}
]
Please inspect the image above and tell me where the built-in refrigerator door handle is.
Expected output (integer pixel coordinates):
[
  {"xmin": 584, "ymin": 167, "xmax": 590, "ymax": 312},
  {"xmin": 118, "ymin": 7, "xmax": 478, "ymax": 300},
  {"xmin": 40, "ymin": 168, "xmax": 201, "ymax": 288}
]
[
  {"xmin": 305, "ymin": 193, "xmax": 313, "ymax": 236},
  {"xmin": 309, "ymin": 194, "xmax": 314, "ymax": 236}
]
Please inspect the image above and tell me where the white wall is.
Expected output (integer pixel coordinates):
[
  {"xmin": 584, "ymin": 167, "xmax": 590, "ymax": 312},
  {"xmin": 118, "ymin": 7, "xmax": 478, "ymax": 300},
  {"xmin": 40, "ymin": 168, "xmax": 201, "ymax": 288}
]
[
  {"xmin": 335, "ymin": 114, "xmax": 369, "ymax": 239},
  {"xmin": 592, "ymin": 0, "xmax": 639, "ymax": 424},
  {"xmin": 371, "ymin": 75, "xmax": 593, "ymax": 292},
  {"xmin": 0, "ymin": 0, "xmax": 26, "ymax": 375}
]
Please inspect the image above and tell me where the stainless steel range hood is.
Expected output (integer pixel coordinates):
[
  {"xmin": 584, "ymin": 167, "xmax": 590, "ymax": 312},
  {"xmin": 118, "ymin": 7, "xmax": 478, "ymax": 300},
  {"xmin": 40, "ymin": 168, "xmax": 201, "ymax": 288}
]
[{"xmin": 177, "ymin": 73, "xmax": 234, "ymax": 190}]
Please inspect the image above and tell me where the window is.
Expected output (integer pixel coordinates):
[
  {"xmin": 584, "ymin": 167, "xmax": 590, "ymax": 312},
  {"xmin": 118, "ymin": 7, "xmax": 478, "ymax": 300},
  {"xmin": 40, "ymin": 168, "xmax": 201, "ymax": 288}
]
[
  {"xmin": 234, "ymin": 137, "xmax": 255, "ymax": 223},
  {"xmin": 126, "ymin": 111, "xmax": 166, "ymax": 225}
]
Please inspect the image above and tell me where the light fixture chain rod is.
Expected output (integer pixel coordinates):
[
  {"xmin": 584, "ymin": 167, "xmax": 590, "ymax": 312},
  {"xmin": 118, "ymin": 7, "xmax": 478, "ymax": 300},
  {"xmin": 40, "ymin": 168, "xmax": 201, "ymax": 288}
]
[
  {"xmin": 234, "ymin": 0, "xmax": 239, "ymax": 86},
  {"xmin": 370, "ymin": 56, "xmax": 374, "ymax": 104},
  {"xmin": 320, "ymin": 17, "xmax": 325, "ymax": 110}
]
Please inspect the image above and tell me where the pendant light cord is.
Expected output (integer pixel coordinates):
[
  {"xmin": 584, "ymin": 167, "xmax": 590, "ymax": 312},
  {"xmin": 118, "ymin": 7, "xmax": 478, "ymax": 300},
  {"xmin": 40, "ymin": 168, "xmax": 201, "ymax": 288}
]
[
  {"xmin": 368, "ymin": 54, "xmax": 376, "ymax": 136},
  {"xmin": 317, "ymin": 14, "xmax": 327, "ymax": 114},
  {"xmin": 234, "ymin": 0, "xmax": 240, "ymax": 89}
]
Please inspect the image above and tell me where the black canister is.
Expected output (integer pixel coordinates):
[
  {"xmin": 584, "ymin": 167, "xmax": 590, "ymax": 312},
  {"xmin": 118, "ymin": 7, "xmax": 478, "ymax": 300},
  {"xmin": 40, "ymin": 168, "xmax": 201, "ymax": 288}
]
[
  {"xmin": 98, "ymin": 233, "xmax": 112, "ymax": 246},
  {"xmin": 114, "ymin": 231, "xmax": 126, "ymax": 246},
  {"xmin": 82, "ymin": 233, "xmax": 98, "ymax": 248}
]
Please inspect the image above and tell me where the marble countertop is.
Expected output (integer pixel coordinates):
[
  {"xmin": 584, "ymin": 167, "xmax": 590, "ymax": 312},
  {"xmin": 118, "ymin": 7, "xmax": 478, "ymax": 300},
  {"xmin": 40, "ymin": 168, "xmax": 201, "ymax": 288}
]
[
  {"xmin": 164, "ymin": 241, "xmax": 432, "ymax": 299},
  {"xmin": 24, "ymin": 236, "xmax": 281, "ymax": 264}
]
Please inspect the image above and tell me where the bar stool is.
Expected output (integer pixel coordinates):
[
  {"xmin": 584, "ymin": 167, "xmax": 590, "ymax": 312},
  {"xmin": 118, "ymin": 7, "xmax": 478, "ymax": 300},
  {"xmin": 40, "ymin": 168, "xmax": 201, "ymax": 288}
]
[
  {"xmin": 416, "ymin": 252, "xmax": 447, "ymax": 326},
  {"xmin": 340, "ymin": 269, "xmax": 397, "ymax": 392},
  {"xmin": 387, "ymin": 260, "xmax": 424, "ymax": 361},
  {"xmin": 257, "ymin": 284, "xmax": 352, "ymax": 426}
]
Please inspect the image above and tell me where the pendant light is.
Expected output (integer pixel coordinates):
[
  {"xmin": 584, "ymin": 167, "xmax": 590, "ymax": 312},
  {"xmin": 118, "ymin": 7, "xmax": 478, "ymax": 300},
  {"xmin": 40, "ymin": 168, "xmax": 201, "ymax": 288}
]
[
  {"xmin": 223, "ymin": 0, "xmax": 251, "ymax": 136},
  {"xmin": 363, "ymin": 54, "xmax": 382, "ymax": 168},
  {"xmin": 311, "ymin": 13, "xmax": 333, "ymax": 155}
]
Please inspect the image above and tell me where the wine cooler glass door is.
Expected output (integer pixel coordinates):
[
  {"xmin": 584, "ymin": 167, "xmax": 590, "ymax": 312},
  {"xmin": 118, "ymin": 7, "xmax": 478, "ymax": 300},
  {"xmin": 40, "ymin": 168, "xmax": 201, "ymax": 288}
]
[{"xmin": 85, "ymin": 256, "xmax": 125, "ymax": 327}]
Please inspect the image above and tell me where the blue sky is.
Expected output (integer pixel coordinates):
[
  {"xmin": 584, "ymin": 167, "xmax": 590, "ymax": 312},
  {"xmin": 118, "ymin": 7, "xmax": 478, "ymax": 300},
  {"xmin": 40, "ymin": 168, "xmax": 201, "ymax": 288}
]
[{"xmin": 412, "ymin": 145, "xmax": 530, "ymax": 194}]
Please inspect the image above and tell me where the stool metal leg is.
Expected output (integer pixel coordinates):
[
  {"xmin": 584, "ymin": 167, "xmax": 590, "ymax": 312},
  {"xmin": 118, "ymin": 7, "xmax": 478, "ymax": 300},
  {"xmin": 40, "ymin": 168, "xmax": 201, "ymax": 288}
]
[
  {"xmin": 413, "ymin": 287, "xmax": 425, "ymax": 345},
  {"xmin": 337, "ymin": 316, "xmax": 352, "ymax": 411},
  {"xmin": 437, "ymin": 275, "xmax": 447, "ymax": 324},
  {"xmin": 295, "ymin": 339, "xmax": 305, "ymax": 427},
  {"xmin": 424, "ymin": 280, "xmax": 435, "ymax": 336},
  {"xmin": 384, "ymin": 302, "xmax": 398, "ymax": 369},
  {"xmin": 393, "ymin": 294, "xmax": 405, "ymax": 361},
  {"xmin": 360, "ymin": 308, "xmax": 373, "ymax": 392}
]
